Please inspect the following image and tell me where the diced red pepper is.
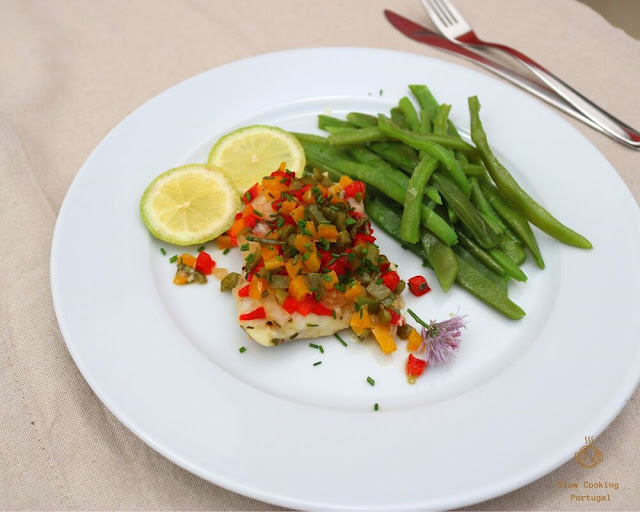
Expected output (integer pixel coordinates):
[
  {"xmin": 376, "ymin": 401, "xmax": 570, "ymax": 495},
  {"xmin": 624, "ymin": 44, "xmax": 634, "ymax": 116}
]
[
  {"xmin": 311, "ymin": 303, "xmax": 333, "ymax": 316},
  {"xmin": 244, "ymin": 214, "xmax": 258, "ymax": 229},
  {"xmin": 408, "ymin": 275, "xmax": 431, "ymax": 296},
  {"xmin": 389, "ymin": 308, "xmax": 402, "ymax": 326},
  {"xmin": 343, "ymin": 180, "xmax": 366, "ymax": 199},
  {"xmin": 195, "ymin": 251, "xmax": 215, "ymax": 275},
  {"xmin": 282, "ymin": 295, "xmax": 298, "ymax": 314},
  {"xmin": 234, "ymin": 212, "xmax": 243, "ymax": 221},
  {"xmin": 381, "ymin": 270, "xmax": 400, "ymax": 292},
  {"xmin": 296, "ymin": 294, "xmax": 318, "ymax": 316},
  {"xmin": 246, "ymin": 272, "xmax": 254, "ymax": 282},
  {"xmin": 242, "ymin": 183, "xmax": 260, "ymax": 205},
  {"xmin": 239, "ymin": 307, "xmax": 266, "ymax": 321},
  {"xmin": 237, "ymin": 284, "xmax": 250, "ymax": 297},
  {"xmin": 406, "ymin": 354, "xmax": 427, "ymax": 377},
  {"xmin": 353, "ymin": 233, "xmax": 376, "ymax": 245}
]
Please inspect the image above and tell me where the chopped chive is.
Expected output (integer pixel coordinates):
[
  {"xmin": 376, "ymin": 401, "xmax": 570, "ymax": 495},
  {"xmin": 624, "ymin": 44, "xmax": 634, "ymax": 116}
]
[
  {"xmin": 244, "ymin": 191, "xmax": 252, "ymax": 202},
  {"xmin": 374, "ymin": 403, "xmax": 379, "ymax": 411},
  {"xmin": 160, "ymin": 248, "xmax": 166, "ymax": 255},
  {"xmin": 240, "ymin": 243, "xmax": 250, "ymax": 252},
  {"xmin": 313, "ymin": 361, "xmax": 322, "ymax": 366},
  {"xmin": 319, "ymin": 345, "xmax": 324, "ymax": 353},
  {"xmin": 332, "ymin": 310, "xmax": 336, "ymax": 319},
  {"xmin": 309, "ymin": 343, "xmax": 319, "ymax": 349},
  {"xmin": 379, "ymin": 89, "xmax": 383, "ymax": 95},
  {"xmin": 245, "ymin": 253, "xmax": 255, "ymax": 263},
  {"xmin": 366, "ymin": 376, "xmax": 375, "ymax": 386},
  {"xmin": 334, "ymin": 333, "xmax": 347, "ymax": 346},
  {"xmin": 302, "ymin": 252, "xmax": 311, "ymax": 262},
  {"xmin": 276, "ymin": 217, "xmax": 285, "ymax": 228},
  {"xmin": 322, "ymin": 274, "xmax": 333, "ymax": 282},
  {"xmin": 407, "ymin": 308, "xmax": 430, "ymax": 329},
  {"xmin": 239, "ymin": 346, "xmax": 246, "ymax": 353},
  {"xmin": 307, "ymin": 323, "xmax": 318, "ymax": 327},
  {"xmin": 253, "ymin": 209, "xmax": 263, "ymax": 217},
  {"xmin": 223, "ymin": 248, "xmax": 230, "ymax": 255},
  {"xmin": 169, "ymin": 255, "xmax": 178, "ymax": 263},
  {"xmin": 197, "ymin": 245, "xmax": 205, "ymax": 252},
  {"xmin": 345, "ymin": 217, "xmax": 356, "ymax": 226},
  {"xmin": 261, "ymin": 290, "xmax": 270, "ymax": 298},
  {"xmin": 280, "ymin": 177, "xmax": 288, "ymax": 184}
]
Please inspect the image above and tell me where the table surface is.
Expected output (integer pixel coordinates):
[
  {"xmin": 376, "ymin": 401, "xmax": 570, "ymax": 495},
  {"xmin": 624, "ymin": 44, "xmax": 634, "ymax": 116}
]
[{"xmin": 1, "ymin": 0, "xmax": 638, "ymax": 509}]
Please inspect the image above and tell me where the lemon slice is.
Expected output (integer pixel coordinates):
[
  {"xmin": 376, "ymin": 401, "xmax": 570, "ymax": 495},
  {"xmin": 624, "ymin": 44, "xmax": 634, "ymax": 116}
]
[
  {"xmin": 208, "ymin": 125, "xmax": 305, "ymax": 193},
  {"xmin": 140, "ymin": 164, "xmax": 240, "ymax": 246}
]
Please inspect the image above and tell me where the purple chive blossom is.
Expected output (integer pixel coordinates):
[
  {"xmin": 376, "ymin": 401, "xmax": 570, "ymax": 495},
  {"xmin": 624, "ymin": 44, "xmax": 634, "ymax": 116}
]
[{"xmin": 420, "ymin": 314, "xmax": 468, "ymax": 366}]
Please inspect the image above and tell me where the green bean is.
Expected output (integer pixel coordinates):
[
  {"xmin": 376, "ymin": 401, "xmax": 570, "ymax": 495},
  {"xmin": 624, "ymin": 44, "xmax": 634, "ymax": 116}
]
[
  {"xmin": 454, "ymin": 246, "xmax": 508, "ymax": 295},
  {"xmin": 410, "ymin": 84, "xmax": 463, "ymax": 140},
  {"xmin": 301, "ymin": 141, "xmax": 457, "ymax": 245},
  {"xmin": 421, "ymin": 229, "xmax": 458, "ymax": 292},
  {"xmin": 488, "ymin": 248, "xmax": 527, "ymax": 282},
  {"xmin": 469, "ymin": 96, "xmax": 592, "ymax": 249},
  {"xmin": 398, "ymin": 96, "xmax": 421, "ymax": 132},
  {"xmin": 479, "ymin": 180, "xmax": 545, "ymax": 269},
  {"xmin": 291, "ymin": 132, "xmax": 329, "ymax": 145},
  {"xmin": 324, "ymin": 125, "xmax": 351, "ymax": 134},
  {"xmin": 454, "ymin": 252, "xmax": 525, "ymax": 320},
  {"xmin": 456, "ymin": 230, "xmax": 507, "ymax": 277},
  {"xmin": 328, "ymin": 126, "xmax": 388, "ymax": 146},
  {"xmin": 369, "ymin": 142, "xmax": 419, "ymax": 173},
  {"xmin": 346, "ymin": 112, "xmax": 378, "ymax": 128},
  {"xmin": 390, "ymin": 107, "xmax": 409, "ymax": 129},
  {"xmin": 364, "ymin": 198, "xmax": 427, "ymax": 260},
  {"xmin": 318, "ymin": 114, "xmax": 354, "ymax": 130},
  {"xmin": 499, "ymin": 236, "xmax": 526, "ymax": 265},
  {"xmin": 433, "ymin": 104, "xmax": 452, "ymax": 136},
  {"xmin": 432, "ymin": 171, "xmax": 499, "ymax": 249},
  {"xmin": 349, "ymin": 146, "xmax": 406, "ymax": 186},
  {"xmin": 419, "ymin": 108, "xmax": 432, "ymax": 134},
  {"xmin": 378, "ymin": 116, "xmax": 473, "ymax": 196},
  {"xmin": 425, "ymin": 185, "xmax": 442, "ymax": 205},
  {"xmin": 461, "ymin": 163, "xmax": 488, "ymax": 177},
  {"xmin": 401, "ymin": 157, "xmax": 439, "ymax": 243}
]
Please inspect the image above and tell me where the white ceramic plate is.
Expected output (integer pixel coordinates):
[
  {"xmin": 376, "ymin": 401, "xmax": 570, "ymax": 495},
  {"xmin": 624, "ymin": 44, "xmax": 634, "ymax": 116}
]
[{"xmin": 51, "ymin": 48, "xmax": 640, "ymax": 510}]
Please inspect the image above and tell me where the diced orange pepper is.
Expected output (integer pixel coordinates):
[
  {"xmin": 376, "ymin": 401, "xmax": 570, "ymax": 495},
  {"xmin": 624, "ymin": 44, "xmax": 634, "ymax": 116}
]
[
  {"xmin": 179, "ymin": 253, "xmax": 197, "ymax": 268},
  {"xmin": 279, "ymin": 201, "xmax": 297, "ymax": 216},
  {"xmin": 216, "ymin": 235, "xmax": 234, "ymax": 249},
  {"xmin": 407, "ymin": 328, "xmax": 423, "ymax": 352},
  {"xmin": 289, "ymin": 275, "xmax": 309, "ymax": 302},
  {"xmin": 261, "ymin": 245, "xmax": 280, "ymax": 262},
  {"xmin": 264, "ymin": 256, "xmax": 284, "ymax": 271},
  {"xmin": 173, "ymin": 274, "xmax": 188, "ymax": 285},
  {"xmin": 302, "ymin": 188, "xmax": 316, "ymax": 204},
  {"xmin": 321, "ymin": 270, "xmax": 338, "ymax": 290},
  {"xmin": 305, "ymin": 221, "xmax": 316, "ymax": 236},
  {"xmin": 372, "ymin": 325, "xmax": 397, "ymax": 354},
  {"xmin": 285, "ymin": 259, "xmax": 304, "ymax": 280},
  {"xmin": 314, "ymin": 224, "xmax": 339, "ymax": 242},
  {"xmin": 249, "ymin": 277, "xmax": 268, "ymax": 300},
  {"xmin": 350, "ymin": 306, "xmax": 373, "ymax": 336},
  {"xmin": 229, "ymin": 217, "xmax": 247, "ymax": 238},
  {"xmin": 294, "ymin": 234, "xmax": 313, "ymax": 253},
  {"xmin": 343, "ymin": 281, "xmax": 364, "ymax": 301},
  {"xmin": 304, "ymin": 250, "xmax": 321, "ymax": 272},
  {"xmin": 291, "ymin": 206, "xmax": 306, "ymax": 224},
  {"xmin": 339, "ymin": 175, "xmax": 353, "ymax": 188}
]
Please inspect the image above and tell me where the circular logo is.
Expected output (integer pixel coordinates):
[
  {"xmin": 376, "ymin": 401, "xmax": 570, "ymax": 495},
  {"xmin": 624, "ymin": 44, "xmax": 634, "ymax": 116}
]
[{"xmin": 575, "ymin": 437, "xmax": 603, "ymax": 469}]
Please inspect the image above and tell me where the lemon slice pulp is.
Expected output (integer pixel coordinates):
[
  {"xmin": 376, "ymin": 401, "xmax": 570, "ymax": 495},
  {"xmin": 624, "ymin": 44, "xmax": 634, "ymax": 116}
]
[
  {"xmin": 208, "ymin": 125, "xmax": 305, "ymax": 193},
  {"xmin": 140, "ymin": 164, "xmax": 240, "ymax": 246}
]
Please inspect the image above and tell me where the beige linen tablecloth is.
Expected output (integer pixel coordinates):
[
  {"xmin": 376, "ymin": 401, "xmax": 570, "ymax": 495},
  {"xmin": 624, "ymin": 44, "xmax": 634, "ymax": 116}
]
[{"xmin": 1, "ymin": 0, "xmax": 638, "ymax": 509}]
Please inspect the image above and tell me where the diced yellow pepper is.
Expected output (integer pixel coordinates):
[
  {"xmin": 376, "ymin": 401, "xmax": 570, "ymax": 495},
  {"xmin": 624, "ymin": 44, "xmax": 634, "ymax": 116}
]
[
  {"xmin": 249, "ymin": 277, "xmax": 269, "ymax": 300},
  {"xmin": 305, "ymin": 221, "xmax": 317, "ymax": 236},
  {"xmin": 261, "ymin": 245, "xmax": 280, "ymax": 262},
  {"xmin": 303, "ymin": 188, "xmax": 316, "ymax": 204},
  {"xmin": 285, "ymin": 259, "xmax": 303, "ymax": 280},
  {"xmin": 291, "ymin": 206, "xmax": 306, "ymax": 224},
  {"xmin": 372, "ymin": 325, "xmax": 397, "ymax": 354},
  {"xmin": 407, "ymin": 328, "xmax": 423, "ymax": 352},
  {"xmin": 343, "ymin": 281, "xmax": 364, "ymax": 301},
  {"xmin": 322, "ymin": 270, "xmax": 338, "ymax": 290},
  {"xmin": 294, "ymin": 234, "xmax": 313, "ymax": 253},
  {"xmin": 339, "ymin": 175, "xmax": 353, "ymax": 188},
  {"xmin": 304, "ymin": 250, "xmax": 321, "ymax": 272},
  {"xmin": 279, "ymin": 200, "xmax": 297, "ymax": 216},
  {"xmin": 289, "ymin": 275, "xmax": 309, "ymax": 302},
  {"xmin": 350, "ymin": 306, "xmax": 373, "ymax": 336},
  {"xmin": 264, "ymin": 256, "xmax": 284, "ymax": 271},
  {"xmin": 314, "ymin": 224, "xmax": 339, "ymax": 243},
  {"xmin": 179, "ymin": 253, "xmax": 197, "ymax": 268}
]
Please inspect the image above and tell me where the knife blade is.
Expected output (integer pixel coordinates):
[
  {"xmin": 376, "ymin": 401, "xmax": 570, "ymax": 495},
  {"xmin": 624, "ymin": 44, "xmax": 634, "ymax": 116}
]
[{"xmin": 384, "ymin": 10, "xmax": 603, "ymax": 134}]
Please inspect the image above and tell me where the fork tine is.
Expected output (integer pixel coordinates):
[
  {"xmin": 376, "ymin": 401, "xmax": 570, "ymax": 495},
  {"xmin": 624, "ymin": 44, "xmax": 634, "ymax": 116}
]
[
  {"xmin": 421, "ymin": 0, "xmax": 447, "ymax": 29},
  {"xmin": 421, "ymin": 0, "xmax": 472, "ymax": 39},
  {"xmin": 431, "ymin": 0, "xmax": 454, "ymax": 26}
]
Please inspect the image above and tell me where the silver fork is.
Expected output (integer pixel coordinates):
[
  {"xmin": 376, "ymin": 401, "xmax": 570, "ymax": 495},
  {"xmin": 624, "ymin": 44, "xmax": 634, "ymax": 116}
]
[{"xmin": 421, "ymin": 0, "xmax": 640, "ymax": 150}]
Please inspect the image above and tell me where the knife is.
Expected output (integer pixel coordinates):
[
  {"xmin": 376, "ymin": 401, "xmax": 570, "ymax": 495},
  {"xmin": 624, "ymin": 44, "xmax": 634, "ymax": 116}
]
[{"xmin": 384, "ymin": 10, "xmax": 605, "ymax": 135}]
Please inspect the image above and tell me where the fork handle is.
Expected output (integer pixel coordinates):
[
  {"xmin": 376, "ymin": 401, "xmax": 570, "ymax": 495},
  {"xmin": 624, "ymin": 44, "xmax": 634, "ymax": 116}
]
[{"xmin": 474, "ymin": 40, "xmax": 640, "ymax": 149}]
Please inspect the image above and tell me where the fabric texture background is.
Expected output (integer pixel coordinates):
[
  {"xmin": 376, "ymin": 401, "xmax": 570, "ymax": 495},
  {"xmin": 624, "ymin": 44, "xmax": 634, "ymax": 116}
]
[{"xmin": 1, "ymin": 0, "xmax": 638, "ymax": 509}]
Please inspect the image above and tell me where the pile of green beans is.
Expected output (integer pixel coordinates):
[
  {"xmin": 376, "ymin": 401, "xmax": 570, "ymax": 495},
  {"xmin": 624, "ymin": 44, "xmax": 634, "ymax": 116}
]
[{"xmin": 292, "ymin": 85, "xmax": 592, "ymax": 320}]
